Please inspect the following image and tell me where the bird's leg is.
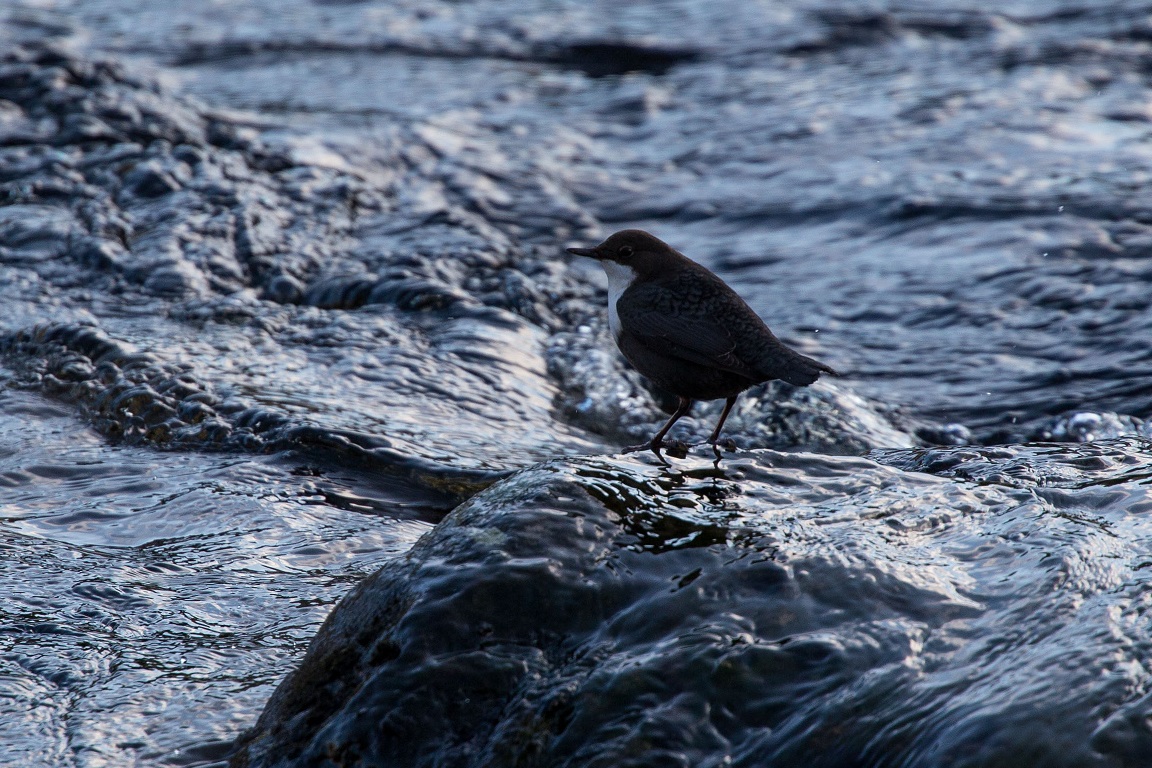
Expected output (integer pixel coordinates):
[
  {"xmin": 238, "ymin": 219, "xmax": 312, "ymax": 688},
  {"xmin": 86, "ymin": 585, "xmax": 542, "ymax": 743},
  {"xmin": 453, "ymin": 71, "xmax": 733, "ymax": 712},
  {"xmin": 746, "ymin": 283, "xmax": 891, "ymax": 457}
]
[
  {"xmin": 624, "ymin": 397, "xmax": 694, "ymax": 461},
  {"xmin": 704, "ymin": 395, "xmax": 739, "ymax": 459}
]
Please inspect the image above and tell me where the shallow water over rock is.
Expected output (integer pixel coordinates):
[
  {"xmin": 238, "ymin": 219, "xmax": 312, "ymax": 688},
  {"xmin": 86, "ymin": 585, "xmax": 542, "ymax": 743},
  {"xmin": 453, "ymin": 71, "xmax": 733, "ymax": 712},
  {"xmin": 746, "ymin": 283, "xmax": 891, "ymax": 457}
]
[
  {"xmin": 233, "ymin": 445, "xmax": 1152, "ymax": 767},
  {"xmin": 2, "ymin": 0, "xmax": 1152, "ymax": 765}
]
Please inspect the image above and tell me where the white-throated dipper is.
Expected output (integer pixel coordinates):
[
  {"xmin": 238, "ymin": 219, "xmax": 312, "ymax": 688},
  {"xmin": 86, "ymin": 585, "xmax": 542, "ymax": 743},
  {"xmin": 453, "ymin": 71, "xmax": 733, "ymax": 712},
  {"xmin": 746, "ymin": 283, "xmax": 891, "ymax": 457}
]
[{"xmin": 568, "ymin": 229, "xmax": 837, "ymax": 461}]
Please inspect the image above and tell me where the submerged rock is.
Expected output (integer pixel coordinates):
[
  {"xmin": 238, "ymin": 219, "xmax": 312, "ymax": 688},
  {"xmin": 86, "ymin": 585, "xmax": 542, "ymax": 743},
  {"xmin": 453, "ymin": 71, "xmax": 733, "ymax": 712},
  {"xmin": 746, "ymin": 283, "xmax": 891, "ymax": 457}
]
[
  {"xmin": 1033, "ymin": 411, "xmax": 1152, "ymax": 444},
  {"xmin": 0, "ymin": 321, "xmax": 510, "ymax": 502},
  {"xmin": 232, "ymin": 443, "xmax": 1152, "ymax": 767}
]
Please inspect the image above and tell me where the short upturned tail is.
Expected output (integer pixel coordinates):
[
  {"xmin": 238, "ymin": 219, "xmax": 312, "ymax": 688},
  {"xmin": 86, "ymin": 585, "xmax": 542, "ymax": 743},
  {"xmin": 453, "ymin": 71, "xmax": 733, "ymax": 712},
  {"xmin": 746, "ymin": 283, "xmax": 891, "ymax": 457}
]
[{"xmin": 761, "ymin": 343, "xmax": 838, "ymax": 387}]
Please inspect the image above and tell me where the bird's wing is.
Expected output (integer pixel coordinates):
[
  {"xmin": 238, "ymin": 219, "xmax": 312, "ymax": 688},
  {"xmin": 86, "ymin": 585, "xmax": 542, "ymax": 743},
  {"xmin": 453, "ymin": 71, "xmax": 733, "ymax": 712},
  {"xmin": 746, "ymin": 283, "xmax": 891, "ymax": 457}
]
[{"xmin": 615, "ymin": 282, "xmax": 760, "ymax": 379}]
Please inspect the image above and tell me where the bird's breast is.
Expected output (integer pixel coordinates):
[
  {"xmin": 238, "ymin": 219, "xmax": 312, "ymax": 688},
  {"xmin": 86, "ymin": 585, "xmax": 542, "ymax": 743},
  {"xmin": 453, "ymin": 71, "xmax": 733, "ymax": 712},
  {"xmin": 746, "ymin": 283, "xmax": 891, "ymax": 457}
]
[{"xmin": 600, "ymin": 260, "xmax": 637, "ymax": 342}]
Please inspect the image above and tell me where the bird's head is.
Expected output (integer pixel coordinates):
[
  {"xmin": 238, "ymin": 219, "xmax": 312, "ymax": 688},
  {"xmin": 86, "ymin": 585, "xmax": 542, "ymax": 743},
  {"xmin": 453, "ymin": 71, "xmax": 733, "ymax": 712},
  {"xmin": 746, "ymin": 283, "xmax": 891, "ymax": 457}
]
[{"xmin": 566, "ymin": 229, "xmax": 673, "ymax": 270}]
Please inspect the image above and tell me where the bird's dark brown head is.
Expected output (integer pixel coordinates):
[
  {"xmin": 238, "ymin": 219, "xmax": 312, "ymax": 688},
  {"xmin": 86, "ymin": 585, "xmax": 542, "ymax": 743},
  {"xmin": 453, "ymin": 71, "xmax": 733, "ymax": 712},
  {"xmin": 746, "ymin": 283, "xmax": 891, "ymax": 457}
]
[{"xmin": 566, "ymin": 230, "xmax": 683, "ymax": 275}]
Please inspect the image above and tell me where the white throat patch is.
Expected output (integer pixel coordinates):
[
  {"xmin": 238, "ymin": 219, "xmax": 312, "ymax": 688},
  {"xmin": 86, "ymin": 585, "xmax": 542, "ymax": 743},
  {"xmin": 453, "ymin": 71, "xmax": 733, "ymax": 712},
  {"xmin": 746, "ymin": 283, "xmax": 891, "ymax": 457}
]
[{"xmin": 600, "ymin": 260, "xmax": 637, "ymax": 341}]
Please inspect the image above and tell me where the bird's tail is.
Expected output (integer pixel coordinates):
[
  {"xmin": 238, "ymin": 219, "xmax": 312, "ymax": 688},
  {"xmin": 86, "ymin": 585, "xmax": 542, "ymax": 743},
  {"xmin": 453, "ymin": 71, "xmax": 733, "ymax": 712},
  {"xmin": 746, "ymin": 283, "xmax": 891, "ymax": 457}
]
[{"xmin": 762, "ymin": 343, "xmax": 838, "ymax": 387}]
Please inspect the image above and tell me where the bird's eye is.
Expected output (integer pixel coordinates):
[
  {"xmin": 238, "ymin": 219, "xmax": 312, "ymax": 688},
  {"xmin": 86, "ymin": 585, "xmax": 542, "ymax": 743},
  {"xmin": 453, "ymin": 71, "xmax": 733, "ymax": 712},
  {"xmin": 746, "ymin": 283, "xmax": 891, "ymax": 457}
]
[{"xmin": 618, "ymin": 245, "xmax": 634, "ymax": 258}]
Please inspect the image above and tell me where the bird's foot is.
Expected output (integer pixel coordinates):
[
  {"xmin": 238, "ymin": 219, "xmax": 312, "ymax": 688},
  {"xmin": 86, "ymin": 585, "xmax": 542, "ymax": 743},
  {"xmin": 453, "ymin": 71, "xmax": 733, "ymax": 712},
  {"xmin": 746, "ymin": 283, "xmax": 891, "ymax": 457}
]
[
  {"xmin": 700, "ymin": 437, "xmax": 737, "ymax": 463},
  {"xmin": 693, "ymin": 438, "xmax": 737, "ymax": 452},
  {"xmin": 622, "ymin": 438, "xmax": 690, "ymax": 461}
]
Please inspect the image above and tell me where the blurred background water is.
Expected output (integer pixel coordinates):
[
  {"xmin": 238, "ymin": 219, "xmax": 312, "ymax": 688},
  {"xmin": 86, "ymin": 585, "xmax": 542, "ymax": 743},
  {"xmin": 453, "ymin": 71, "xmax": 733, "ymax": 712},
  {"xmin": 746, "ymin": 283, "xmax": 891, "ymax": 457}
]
[{"xmin": 2, "ymin": 1, "xmax": 1152, "ymax": 766}]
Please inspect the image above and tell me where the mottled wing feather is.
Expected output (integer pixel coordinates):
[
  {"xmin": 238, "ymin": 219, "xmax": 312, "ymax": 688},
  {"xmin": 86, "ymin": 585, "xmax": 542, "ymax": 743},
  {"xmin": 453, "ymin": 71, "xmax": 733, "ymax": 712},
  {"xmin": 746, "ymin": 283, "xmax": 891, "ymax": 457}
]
[
  {"xmin": 618, "ymin": 276, "xmax": 837, "ymax": 386},
  {"xmin": 616, "ymin": 281, "xmax": 760, "ymax": 379}
]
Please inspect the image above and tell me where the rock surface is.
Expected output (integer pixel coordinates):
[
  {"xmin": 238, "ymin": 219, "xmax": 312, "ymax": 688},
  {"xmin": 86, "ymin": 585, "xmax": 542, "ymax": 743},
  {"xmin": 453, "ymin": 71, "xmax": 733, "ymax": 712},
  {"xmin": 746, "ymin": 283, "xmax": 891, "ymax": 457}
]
[{"xmin": 233, "ymin": 443, "xmax": 1152, "ymax": 767}]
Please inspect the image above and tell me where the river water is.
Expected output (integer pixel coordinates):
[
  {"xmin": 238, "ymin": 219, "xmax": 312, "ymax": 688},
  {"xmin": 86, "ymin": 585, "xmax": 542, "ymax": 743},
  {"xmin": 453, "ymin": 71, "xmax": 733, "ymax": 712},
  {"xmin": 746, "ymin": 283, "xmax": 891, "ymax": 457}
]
[{"xmin": 2, "ymin": 1, "xmax": 1152, "ymax": 766}]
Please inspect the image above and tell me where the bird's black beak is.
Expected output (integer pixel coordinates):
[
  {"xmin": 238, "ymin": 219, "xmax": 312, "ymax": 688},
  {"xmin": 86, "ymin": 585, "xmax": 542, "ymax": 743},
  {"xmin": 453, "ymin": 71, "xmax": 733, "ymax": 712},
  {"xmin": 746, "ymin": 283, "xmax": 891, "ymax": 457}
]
[{"xmin": 566, "ymin": 246, "xmax": 600, "ymax": 259}]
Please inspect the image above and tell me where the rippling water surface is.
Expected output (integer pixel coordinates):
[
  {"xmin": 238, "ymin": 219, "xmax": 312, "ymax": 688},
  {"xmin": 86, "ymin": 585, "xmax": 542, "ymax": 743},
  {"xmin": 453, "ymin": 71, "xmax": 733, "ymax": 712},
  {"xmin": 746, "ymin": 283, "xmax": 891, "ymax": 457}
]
[
  {"xmin": 0, "ymin": 387, "xmax": 433, "ymax": 765},
  {"xmin": 3, "ymin": 1, "xmax": 1152, "ymax": 765}
]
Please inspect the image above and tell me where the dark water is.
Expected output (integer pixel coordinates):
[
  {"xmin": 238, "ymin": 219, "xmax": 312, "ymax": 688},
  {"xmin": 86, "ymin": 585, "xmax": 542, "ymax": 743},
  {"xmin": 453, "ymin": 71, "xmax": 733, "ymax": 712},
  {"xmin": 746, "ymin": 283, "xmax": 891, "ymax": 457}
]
[{"xmin": 2, "ymin": 1, "xmax": 1152, "ymax": 765}]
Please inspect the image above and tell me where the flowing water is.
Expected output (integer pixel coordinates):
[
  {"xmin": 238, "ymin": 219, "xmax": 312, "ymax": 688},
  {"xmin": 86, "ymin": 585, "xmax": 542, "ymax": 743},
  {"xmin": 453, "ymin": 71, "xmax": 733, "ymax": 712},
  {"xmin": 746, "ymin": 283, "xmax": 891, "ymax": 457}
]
[{"xmin": 2, "ymin": 1, "xmax": 1152, "ymax": 766}]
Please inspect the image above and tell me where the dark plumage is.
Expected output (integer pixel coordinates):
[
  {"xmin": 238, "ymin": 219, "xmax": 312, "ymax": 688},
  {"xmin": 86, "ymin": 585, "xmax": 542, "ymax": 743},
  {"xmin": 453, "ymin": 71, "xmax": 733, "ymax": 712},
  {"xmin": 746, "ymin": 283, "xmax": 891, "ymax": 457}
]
[{"xmin": 567, "ymin": 229, "xmax": 837, "ymax": 460}]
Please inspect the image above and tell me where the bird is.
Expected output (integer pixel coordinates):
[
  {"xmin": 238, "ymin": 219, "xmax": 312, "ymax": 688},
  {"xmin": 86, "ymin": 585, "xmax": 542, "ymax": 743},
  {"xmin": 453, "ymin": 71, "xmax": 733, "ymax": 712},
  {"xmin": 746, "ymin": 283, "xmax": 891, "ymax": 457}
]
[{"xmin": 567, "ymin": 229, "xmax": 837, "ymax": 461}]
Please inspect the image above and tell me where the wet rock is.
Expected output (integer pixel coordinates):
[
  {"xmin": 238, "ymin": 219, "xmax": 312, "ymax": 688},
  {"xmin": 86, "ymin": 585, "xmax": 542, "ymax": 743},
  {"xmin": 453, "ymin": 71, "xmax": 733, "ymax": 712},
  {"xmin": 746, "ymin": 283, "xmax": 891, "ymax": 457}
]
[
  {"xmin": 2, "ymin": 322, "xmax": 212, "ymax": 445},
  {"xmin": 233, "ymin": 447, "xmax": 1152, "ymax": 767},
  {"xmin": 709, "ymin": 380, "xmax": 917, "ymax": 453},
  {"xmin": 0, "ymin": 321, "xmax": 507, "ymax": 501}
]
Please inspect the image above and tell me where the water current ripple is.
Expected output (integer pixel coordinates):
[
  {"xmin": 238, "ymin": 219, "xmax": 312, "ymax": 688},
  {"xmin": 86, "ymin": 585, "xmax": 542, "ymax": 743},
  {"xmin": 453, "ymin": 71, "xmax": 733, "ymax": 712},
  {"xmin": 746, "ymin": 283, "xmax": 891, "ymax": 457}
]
[{"xmin": 3, "ymin": 1, "xmax": 1152, "ymax": 765}]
